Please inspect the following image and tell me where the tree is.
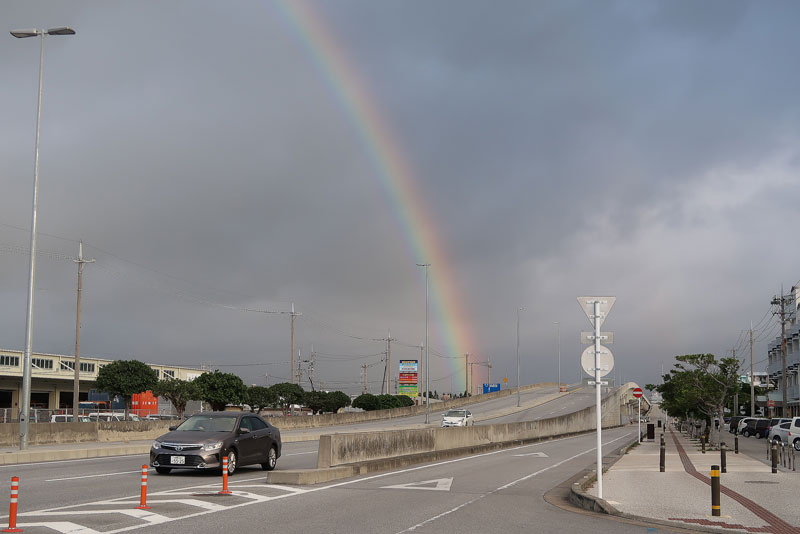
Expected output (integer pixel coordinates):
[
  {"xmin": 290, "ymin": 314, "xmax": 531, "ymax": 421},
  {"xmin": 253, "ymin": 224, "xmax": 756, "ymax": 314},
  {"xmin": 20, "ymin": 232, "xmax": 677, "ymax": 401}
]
[
  {"xmin": 268, "ymin": 383, "xmax": 305, "ymax": 414},
  {"xmin": 95, "ymin": 360, "xmax": 159, "ymax": 418},
  {"xmin": 395, "ymin": 395, "xmax": 414, "ymax": 407},
  {"xmin": 192, "ymin": 370, "xmax": 247, "ymax": 411},
  {"xmin": 152, "ymin": 378, "xmax": 197, "ymax": 419},
  {"xmin": 247, "ymin": 386, "xmax": 277, "ymax": 413},
  {"xmin": 304, "ymin": 390, "xmax": 328, "ymax": 414},
  {"xmin": 649, "ymin": 354, "xmax": 739, "ymax": 447},
  {"xmin": 323, "ymin": 391, "xmax": 350, "ymax": 413},
  {"xmin": 352, "ymin": 393, "xmax": 379, "ymax": 411}
]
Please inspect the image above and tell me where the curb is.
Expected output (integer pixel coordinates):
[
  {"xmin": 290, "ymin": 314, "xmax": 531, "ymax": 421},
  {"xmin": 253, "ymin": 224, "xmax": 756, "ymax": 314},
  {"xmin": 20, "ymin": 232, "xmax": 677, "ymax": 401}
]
[
  {"xmin": 267, "ymin": 427, "xmax": 622, "ymax": 485},
  {"xmin": 0, "ymin": 444, "xmax": 151, "ymax": 465}
]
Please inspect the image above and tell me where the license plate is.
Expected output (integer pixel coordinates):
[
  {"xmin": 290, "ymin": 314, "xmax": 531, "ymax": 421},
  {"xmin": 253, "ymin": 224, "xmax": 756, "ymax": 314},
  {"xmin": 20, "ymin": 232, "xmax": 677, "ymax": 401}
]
[{"xmin": 170, "ymin": 455, "xmax": 186, "ymax": 465}]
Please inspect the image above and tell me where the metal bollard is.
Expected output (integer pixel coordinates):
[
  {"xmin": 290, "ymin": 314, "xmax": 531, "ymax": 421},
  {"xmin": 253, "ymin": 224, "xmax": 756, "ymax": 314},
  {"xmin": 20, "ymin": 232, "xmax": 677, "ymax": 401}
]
[
  {"xmin": 720, "ymin": 442, "xmax": 727, "ymax": 474},
  {"xmin": 735, "ymin": 435, "xmax": 739, "ymax": 454},
  {"xmin": 793, "ymin": 445, "xmax": 796, "ymax": 472},
  {"xmin": 2, "ymin": 477, "xmax": 22, "ymax": 533},
  {"xmin": 660, "ymin": 435, "xmax": 665, "ymax": 473},
  {"xmin": 711, "ymin": 464, "xmax": 721, "ymax": 517},
  {"xmin": 701, "ymin": 435, "xmax": 706, "ymax": 454},
  {"xmin": 218, "ymin": 456, "xmax": 232, "ymax": 495},
  {"xmin": 772, "ymin": 442, "xmax": 778, "ymax": 474},
  {"xmin": 135, "ymin": 465, "xmax": 150, "ymax": 510}
]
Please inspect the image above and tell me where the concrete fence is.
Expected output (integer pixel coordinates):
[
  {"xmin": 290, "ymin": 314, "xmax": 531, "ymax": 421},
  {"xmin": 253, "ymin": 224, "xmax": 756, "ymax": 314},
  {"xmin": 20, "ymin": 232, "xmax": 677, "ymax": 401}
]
[
  {"xmin": 264, "ymin": 383, "xmax": 550, "ymax": 430},
  {"xmin": 317, "ymin": 385, "xmax": 622, "ymax": 468},
  {"xmin": 0, "ymin": 421, "xmax": 173, "ymax": 447}
]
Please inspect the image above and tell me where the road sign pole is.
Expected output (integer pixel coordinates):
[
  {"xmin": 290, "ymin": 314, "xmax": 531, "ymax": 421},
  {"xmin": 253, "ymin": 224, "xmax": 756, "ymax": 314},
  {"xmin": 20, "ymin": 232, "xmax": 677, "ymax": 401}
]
[
  {"xmin": 638, "ymin": 396, "xmax": 641, "ymax": 444},
  {"xmin": 594, "ymin": 300, "xmax": 603, "ymax": 499}
]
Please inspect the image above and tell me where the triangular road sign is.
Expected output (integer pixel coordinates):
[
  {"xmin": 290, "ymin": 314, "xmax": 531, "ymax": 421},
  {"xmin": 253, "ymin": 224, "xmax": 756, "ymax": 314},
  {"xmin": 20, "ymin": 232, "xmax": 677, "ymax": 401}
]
[
  {"xmin": 381, "ymin": 478, "xmax": 453, "ymax": 491},
  {"xmin": 577, "ymin": 296, "xmax": 616, "ymax": 328}
]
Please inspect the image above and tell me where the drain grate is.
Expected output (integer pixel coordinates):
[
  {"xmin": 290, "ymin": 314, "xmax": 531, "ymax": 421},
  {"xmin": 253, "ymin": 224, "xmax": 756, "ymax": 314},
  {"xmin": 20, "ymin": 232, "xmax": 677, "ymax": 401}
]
[{"xmin": 743, "ymin": 481, "xmax": 779, "ymax": 484}]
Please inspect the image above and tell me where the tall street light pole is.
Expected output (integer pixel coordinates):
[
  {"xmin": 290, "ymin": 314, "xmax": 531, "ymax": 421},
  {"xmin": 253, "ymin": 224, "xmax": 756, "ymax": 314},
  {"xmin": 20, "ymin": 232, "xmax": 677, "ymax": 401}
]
[
  {"xmin": 417, "ymin": 263, "xmax": 431, "ymax": 424},
  {"xmin": 11, "ymin": 26, "xmax": 75, "ymax": 450},
  {"xmin": 517, "ymin": 307, "xmax": 524, "ymax": 407},
  {"xmin": 555, "ymin": 321, "xmax": 561, "ymax": 392}
]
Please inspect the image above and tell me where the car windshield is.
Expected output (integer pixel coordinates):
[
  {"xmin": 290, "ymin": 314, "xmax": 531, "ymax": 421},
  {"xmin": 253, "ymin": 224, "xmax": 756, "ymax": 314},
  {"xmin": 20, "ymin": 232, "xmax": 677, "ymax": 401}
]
[
  {"xmin": 176, "ymin": 415, "xmax": 238, "ymax": 432},
  {"xmin": 445, "ymin": 410, "xmax": 466, "ymax": 418}
]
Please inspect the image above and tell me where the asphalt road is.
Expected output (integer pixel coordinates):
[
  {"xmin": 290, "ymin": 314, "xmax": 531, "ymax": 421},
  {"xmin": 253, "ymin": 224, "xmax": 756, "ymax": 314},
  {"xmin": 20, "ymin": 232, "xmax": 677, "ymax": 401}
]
[{"xmin": 2, "ymin": 427, "xmax": 678, "ymax": 534}]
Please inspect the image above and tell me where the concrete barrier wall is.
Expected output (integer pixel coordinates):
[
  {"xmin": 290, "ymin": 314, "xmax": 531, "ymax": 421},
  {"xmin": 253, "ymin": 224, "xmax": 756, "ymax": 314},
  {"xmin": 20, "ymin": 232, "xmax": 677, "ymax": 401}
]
[
  {"xmin": 0, "ymin": 421, "xmax": 174, "ymax": 447},
  {"xmin": 265, "ymin": 383, "xmax": 550, "ymax": 430},
  {"xmin": 318, "ymin": 385, "xmax": 622, "ymax": 468}
]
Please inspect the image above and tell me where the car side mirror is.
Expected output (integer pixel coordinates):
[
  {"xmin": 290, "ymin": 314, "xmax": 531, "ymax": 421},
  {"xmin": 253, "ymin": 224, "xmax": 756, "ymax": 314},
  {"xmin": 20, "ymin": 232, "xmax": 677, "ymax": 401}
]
[
  {"xmin": 238, "ymin": 427, "xmax": 250, "ymax": 434},
  {"xmin": 168, "ymin": 426, "xmax": 176, "ymax": 431}
]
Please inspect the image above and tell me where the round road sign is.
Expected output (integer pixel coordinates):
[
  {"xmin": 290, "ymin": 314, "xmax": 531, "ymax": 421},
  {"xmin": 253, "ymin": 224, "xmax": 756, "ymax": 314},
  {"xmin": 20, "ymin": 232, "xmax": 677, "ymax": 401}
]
[
  {"xmin": 580, "ymin": 345, "xmax": 614, "ymax": 377},
  {"xmin": 633, "ymin": 387, "xmax": 643, "ymax": 398}
]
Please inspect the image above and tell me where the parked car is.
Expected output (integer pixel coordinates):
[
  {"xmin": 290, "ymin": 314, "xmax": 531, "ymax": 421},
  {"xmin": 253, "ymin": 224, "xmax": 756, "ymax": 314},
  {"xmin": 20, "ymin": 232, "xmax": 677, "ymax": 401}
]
[
  {"xmin": 50, "ymin": 414, "xmax": 90, "ymax": 423},
  {"xmin": 766, "ymin": 418, "xmax": 791, "ymax": 436},
  {"xmin": 87, "ymin": 413, "xmax": 124, "ymax": 422},
  {"xmin": 144, "ymin": 414, "xmax": 179, "ymax": 421},
  {"xmin": 441, "ymin": 409, "xmax": 474, "ymax": 427},
  {"xmin": 742, "ymin": 418, "xmax": 770, "ymax": 438},
  {"xmin": 728, "ymin": 416, "xmax": 747, "ymax": 433},
  {"xmin": 150, "ymin": 411, "xmax": 281, "ymax": 475},
  {"xmin": 736, "ymin": 417, "xmax": 757, "ymax": 434},
  {"xmin": 786, "ymin": 417, "xmax": 800, "ymax": 451},
  {"xmin": 768, "ymin": 421, "xmax": 792, "ymax": 443}
]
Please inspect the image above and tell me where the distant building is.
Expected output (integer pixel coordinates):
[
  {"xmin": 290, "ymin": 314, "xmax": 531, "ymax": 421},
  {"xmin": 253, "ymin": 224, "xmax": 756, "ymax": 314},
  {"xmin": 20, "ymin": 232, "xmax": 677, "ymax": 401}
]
[
  {"xmin": 0, "ymin": 348, "xmax": 205, "ymax": 419},
  {"xmin": 766, "ymin": 285, "xmax": 800, "ymax": 416}
]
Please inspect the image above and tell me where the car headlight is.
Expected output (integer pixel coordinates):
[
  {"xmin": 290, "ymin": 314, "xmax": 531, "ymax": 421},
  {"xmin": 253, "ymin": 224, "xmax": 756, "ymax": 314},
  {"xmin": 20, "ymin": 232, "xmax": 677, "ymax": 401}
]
[
  {"xmin": 203, "ymin": 441, "xmax": 224, "ymax": 452},
  {"xmin": 151, "ymin": 441, "xmax": 161, "ymax": 450}
]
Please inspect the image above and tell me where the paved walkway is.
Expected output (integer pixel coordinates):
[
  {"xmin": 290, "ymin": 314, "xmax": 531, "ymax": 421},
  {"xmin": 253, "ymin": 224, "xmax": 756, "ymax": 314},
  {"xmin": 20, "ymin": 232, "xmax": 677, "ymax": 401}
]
[{"xmin": 587, "ymin": 427, "xmax": 800, "ymax": 533}]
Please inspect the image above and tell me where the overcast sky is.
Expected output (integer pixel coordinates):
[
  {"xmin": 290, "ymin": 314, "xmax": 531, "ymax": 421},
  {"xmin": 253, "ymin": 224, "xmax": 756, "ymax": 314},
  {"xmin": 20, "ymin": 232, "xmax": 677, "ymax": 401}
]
[{"xmin": 1, "ymin": 1, "xmax": 799, "ymax": 396}]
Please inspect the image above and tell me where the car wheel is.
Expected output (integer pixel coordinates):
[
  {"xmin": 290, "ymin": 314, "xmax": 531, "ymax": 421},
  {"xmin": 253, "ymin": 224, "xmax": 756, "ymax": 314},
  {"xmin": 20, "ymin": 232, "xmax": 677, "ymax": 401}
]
[
  {"xmin": 262, "ymin": 446, "xmax": 278, "ymax": 471},
  {"xmin": 743, "ymin": 430, "xmax": 750, "ymax": 437},
  {"xmin": 226, "ymin": 449, "xmax": 237, "ymax": 476},
  {"xmin": 155, "ymin": 466, "xmax": 171, "ymax": 475},
  {"xmin": 794, "ymin": 439, "xmax": 800, "ymax": 452}
]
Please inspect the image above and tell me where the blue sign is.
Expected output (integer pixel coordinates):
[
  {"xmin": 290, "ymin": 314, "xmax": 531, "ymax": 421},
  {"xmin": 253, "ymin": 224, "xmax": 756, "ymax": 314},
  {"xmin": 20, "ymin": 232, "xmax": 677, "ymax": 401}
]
[{"xmin": 482, "ymin": 383, "xmax": 501, "ymax": 394}]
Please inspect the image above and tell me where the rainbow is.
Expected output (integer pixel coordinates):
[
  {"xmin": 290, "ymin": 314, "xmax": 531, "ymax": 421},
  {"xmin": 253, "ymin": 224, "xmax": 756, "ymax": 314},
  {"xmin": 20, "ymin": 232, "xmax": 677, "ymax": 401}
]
[{"xmin": 274, "ymin": 1, "xmax": 478, "ymax": 392}]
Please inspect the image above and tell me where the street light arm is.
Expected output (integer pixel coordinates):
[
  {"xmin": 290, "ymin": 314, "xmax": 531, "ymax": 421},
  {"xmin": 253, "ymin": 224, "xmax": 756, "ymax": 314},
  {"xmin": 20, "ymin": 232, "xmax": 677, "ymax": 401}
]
[
  {"xmin": 46, "ymin": 27, "xmax": 75, "ymax": 35},
  {"xmin": 10, "ymin": 29, "xmax": 39, "ymax": 38}
]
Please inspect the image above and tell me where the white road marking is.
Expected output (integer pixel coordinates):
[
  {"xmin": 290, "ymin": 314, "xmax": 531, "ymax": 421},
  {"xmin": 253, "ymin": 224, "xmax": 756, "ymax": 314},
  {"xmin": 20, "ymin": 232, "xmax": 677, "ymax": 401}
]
[
  {"xmin": 381, "ymin": 478, "xmax": 453, "ymax": 491},
  {"xmin": 8, "ymin": 431, "xmax": 633, "ymax": 534},
  {"xmin": 282, "ymin": 451, "xmax": 316, "ymax": 456},
  {"xmin": 513, "ymin": 452, "xmax": 548, "ymax": 457},
  {"xmin": 46, "ymin": 470, "xmax": 150, "ymax": 482},
  {"xmin": 394, "ymin": 433, "xmax": 632, "ymax": 533},
  {"xmin": 17, "ymin": 521, "xmax": 101, "ymax": 533},
  {"xmin": 0, "ymin": 455, "xmax": 148, "ymax": 469}
]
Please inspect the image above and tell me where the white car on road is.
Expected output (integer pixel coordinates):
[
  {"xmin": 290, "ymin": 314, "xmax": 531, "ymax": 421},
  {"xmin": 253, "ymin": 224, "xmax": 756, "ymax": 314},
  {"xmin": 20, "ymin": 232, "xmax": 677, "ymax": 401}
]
[
  {"xmin": 768, "ymin": 421, "xmax": 791, "ymax": 444},
  {"xmin": 441, "ymin": 409, "xmax": 474, "ymax": 427}
]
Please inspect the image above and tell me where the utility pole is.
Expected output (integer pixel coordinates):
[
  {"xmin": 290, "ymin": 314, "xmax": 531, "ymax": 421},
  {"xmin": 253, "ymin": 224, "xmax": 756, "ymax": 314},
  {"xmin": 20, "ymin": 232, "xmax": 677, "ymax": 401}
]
[
  {"xmin": 465, "ymin": 353, "xmax": 469, "ymax": 396},
  {"xmin": 419, "ymin": 344, "xmax": 424, "ymax": 400},
  {"xmin": 73, "ymin": 240, "xmax": 94, "ymax": 420},
  {"xmin": 732, "ymin": 348, "xmax": 738, "ymax": 418},
  {"xmin": 361, "ymin": 364, "xmax": 368, "ymax": 394},
  {"xmin": 750, "ymin": 322, "xmax": 755, "ymax": 417},
  {"xmin": 290, "ymin": 303, "xmax": 301, "ymax": 384},
  {"xmin": 296, "ymin": 349, "xmax": 303, "ymax": 386},
  {"xmin": 772, "ymin": 289, "xmax": 788, "ymax": 417},
  {"xmin": 308, "ymin": 346, "xmax": 316, "ymax": 391},
  {"xmin": 386, "ymin": 330, "xmax": 393, "ymax": 395}
]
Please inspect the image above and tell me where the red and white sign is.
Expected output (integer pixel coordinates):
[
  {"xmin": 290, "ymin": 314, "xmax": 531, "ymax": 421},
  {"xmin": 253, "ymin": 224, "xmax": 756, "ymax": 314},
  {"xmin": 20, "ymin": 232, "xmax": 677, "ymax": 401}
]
[
  {"xmin": 768, "ymin": 400, "xmax": 775, "ymax": 408},
  {"xmin": 632, "ymin": 387, "xmax": 643, "ymax": 398},
  {"xmin": 399, "ymin": 373, "xmax": 417, "ymax": 384}
]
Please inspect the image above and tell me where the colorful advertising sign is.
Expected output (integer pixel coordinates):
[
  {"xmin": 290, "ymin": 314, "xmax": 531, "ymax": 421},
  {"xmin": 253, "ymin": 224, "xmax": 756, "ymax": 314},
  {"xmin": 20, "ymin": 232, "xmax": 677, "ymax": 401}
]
[
  {"xmin": 399, "ymin": 360, "xmax": 419, "ymax": 397},
  {"xmin": 399, "ymin": 360, "xmax": 418, "ymax": 373}
]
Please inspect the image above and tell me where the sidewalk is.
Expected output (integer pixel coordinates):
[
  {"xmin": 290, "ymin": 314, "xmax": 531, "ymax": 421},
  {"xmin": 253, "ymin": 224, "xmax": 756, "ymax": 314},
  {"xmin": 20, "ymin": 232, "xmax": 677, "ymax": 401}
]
[{"xmin": 583, "ymin": 428, "xmax": 800, "ymax": 533}]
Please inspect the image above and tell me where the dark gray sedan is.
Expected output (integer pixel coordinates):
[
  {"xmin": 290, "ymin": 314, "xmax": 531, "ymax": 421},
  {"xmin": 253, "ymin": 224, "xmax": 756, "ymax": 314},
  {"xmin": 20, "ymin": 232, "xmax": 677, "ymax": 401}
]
[{"xmin": 150, "ymin": 412, "xmax": 281, "ymax": 475}]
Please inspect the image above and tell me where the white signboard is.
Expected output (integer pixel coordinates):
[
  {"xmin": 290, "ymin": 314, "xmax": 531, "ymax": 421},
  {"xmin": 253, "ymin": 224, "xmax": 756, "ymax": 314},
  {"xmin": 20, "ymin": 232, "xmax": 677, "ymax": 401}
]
[
  {"xmin": 399, "ymin": 360, "xmax": 418, "ymax": 373},
  {"xmin": 580, "ymin": 331, "xmax": 614, "ymax": 345},
  {"xmin": 577, "ymin": 296, "xmax": 616, "ymax": 329},
  {"xmin": 581, "ymin": 345, "xmax": 614, "ymax": 378}
]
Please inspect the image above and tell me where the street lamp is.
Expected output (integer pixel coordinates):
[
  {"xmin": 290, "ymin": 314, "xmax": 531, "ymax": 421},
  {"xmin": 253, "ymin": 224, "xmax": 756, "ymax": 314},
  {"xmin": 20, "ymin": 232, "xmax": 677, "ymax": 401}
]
[
  {"xmin": 517, "ymin": 306, "xmax": 524, "ymax": 407},
  {"xmin": 11, "ymin": 26, "xmax": 75, "ymax": 450},
  {"xmin": 417, "ymin": 263, "xmax": 431, "ymax": 423}
]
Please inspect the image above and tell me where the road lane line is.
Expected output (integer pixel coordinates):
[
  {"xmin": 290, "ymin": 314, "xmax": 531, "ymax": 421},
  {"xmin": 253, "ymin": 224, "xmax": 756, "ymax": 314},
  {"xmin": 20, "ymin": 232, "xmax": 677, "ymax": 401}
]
[
  {"xmin": 394, "ymin": 433, "xmax": 632, "ymax": 533},
  {"xmin": 46, "ymin": 469, "xmax": 150, "ymax": 482}
]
